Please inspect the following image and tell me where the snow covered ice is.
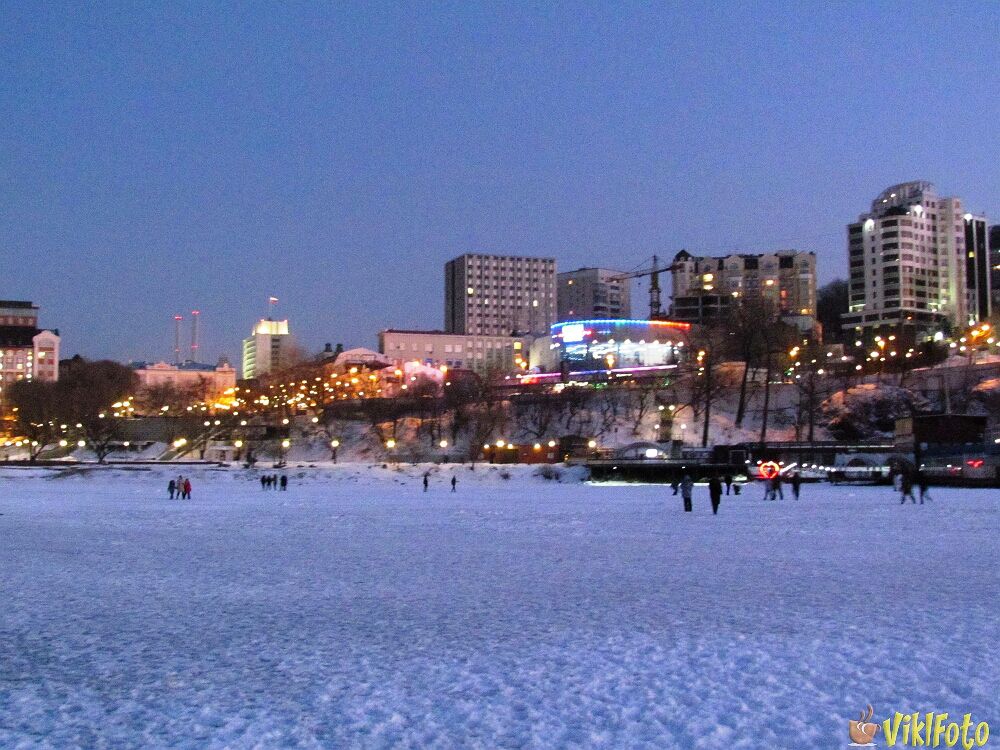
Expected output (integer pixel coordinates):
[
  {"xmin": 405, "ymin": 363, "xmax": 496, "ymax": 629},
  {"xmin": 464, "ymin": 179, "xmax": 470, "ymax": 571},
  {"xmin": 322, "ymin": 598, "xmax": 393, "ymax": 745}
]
[{"xmin": 1, "ymin": 465, "xmax": 998, "ymax": 749}]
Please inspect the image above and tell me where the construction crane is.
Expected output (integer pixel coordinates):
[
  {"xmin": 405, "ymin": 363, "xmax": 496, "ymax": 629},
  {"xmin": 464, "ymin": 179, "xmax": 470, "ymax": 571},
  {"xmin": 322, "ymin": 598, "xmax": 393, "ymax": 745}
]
[{"xmin": 609, "ymin": 254, "xmax": 683, "ymax": 320}]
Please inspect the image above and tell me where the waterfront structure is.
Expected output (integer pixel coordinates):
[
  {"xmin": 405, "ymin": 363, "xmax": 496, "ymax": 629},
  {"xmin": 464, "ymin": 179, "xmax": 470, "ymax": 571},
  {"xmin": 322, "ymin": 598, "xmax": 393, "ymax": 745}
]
[
  {"xmin": 557, "ymin": 267, "xmax": 631, "ymax": 321},
  {"xmin": 445, "ymin": 253, "xmax": 556, "ymax": 336}
]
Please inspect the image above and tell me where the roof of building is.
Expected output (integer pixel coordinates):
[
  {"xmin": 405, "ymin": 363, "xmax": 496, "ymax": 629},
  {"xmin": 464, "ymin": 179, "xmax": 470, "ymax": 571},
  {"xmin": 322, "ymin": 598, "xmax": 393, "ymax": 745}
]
[
  {"xmin": 129, "ymin": 360, "xmax": 231, "ymax": 372},
  {"xmin": 0, "ymin": 326, "xmax": 52, "ymax": 347},
  {"xmin": 381, "ymin": 328, "xmax": 526, "ymax": 338},
  {"xmin": 0, "ymin": 301, "xmax": 38, "ymax": 309}
]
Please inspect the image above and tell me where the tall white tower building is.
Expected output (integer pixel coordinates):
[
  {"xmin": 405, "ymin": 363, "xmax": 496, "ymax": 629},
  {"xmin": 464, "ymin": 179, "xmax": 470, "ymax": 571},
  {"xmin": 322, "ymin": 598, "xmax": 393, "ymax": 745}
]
[
  {"xmin": 241, "ymin": 319, "xmax": 293, "ymax": 379},
  {"xmin": 842, "ymin": 181, "xmax": 990, "ymax": 342}
]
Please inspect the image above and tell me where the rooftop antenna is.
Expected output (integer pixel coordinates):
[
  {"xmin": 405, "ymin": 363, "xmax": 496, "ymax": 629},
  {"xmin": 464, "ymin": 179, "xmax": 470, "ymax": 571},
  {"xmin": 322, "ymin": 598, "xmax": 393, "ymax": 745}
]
[
  {"xmin": 267, "ymin": 296, "xmax": 278, "ymax": 320},
  {"xmin": 190, "ymin": 310, "xmax": 200, "ymax": 362},
  {"xmin": 173, "ymin": 315, "xmax": 183, "ymax": 364}
]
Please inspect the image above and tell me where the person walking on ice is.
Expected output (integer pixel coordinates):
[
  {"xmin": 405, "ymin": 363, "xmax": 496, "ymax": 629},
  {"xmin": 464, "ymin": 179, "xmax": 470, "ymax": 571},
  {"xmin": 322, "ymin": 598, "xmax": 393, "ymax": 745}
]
[
  {"xmin": 451, "ymin": 475, "xmax": 457, "ymax": 492},
  {"xmin": 917, "ymin": 473, "xmax": 931, "ymax": 504},
  {"xmin": 680, "ymin": 474, "xmax": 694, "ymax": 512},
  {"xmin": 708, "ymin": 474, "xmax": 722, "ymax": 515},
  {"xmin": 168, "ymin": 478, "xmax": 176, "ymax": 500},
  {"xmin": 423, "ymin": 473, "xmax": 430, "ymax": 492},
  {"xmin": 899, "ymin": 471, "xmax": 916, "ymax": 504},
  {"xmin": 791, "ymin": 471, "xmax": 802, "ymax": 500}
]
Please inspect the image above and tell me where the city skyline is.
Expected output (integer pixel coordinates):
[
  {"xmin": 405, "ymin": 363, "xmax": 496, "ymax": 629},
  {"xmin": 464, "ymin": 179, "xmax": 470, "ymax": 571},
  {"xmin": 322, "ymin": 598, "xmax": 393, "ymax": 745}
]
[{"xmin": 2, "ymin": 3, "xmax": 998, "ymax": 361}]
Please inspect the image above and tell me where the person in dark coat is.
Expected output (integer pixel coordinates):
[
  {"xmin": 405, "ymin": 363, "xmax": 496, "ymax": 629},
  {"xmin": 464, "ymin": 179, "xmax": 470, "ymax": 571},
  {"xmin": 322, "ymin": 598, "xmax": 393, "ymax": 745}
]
[
  {"xmin": 899, "ymin": 471, "xmax": 916, "ymax": 504},
  {"xmin": 680, "ymin": 474, "xmax": 694, "ymax": 512},
  {"xmin": 791, "ymin": 472, "xmax": 802, "ymax": 500},
  {"xmin": 260, "ymin": 475, "xmax": 267, "ymax": 491},
  {"xmin": 423, "ymin": 473, "xmax": 430, "ymax": 492},
  {"xmin": 279, "ymin": 475, "xmax": 288, "ymax": 491},
  {"xmin": 917, "ymin": 473, "xmax": 931, "ymax": 504},
  {"xmin": 670, "ymin": 479, "xmax": 680, "ymax": 496},
  {"xmin": 451, "ymin": 475, "xmax": 457, "ymax": 492},
  {"xmin": 708, "ymin": 475, "xmax": 722, "ymax": 515},
  {"xmin": 168, "ymin": 479, "xmax": 176, "ymax": 500},
  {"xmin": 723, "ymin": 474, "xmax": 733, "ymax": 495}
]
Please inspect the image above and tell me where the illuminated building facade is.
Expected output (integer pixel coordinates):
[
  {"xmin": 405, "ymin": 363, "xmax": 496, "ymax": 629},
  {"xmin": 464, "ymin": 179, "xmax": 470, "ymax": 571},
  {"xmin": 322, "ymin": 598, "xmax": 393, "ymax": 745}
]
[
  {"xmin": 549, "ymin": 319, "xmax": 691, "ymax": 374},
  {"xmin": 131, "ymin": 360, "xmax": 237, "ymax": 402},
  {"xmin": 842, "ymin": 181, "xmax": 991, "ymax": 342},
  {"xmin": 445, "ymin": 253, "xmax": 556, "ymax": 336},
  {"xmin": 0, "ymin": 300, "xmax": 60, "ymax": 385},
  {"xmin": 670, "ymin": 250, "xmax": 817, "ymax": 333},
  {"xmin": 379, "ymin": 329, "xmax": 530, "ymax": 375},
  {"xmin": 241, "ymin": 319, "xmax": 294, "ymax": 379}
]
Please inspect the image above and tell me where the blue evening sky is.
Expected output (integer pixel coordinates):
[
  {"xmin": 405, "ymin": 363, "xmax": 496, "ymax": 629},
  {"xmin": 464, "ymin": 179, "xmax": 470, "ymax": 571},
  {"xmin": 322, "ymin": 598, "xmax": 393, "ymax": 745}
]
[{"xmin": 2, "ymin": 2, "xmax": 998, "ymax": 362}]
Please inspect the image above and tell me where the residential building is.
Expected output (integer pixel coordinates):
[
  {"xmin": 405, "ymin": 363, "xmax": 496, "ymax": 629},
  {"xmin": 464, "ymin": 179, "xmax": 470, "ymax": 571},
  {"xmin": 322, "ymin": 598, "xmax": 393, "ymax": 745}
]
[
  {"xmin": 379, "ymin": 329, "xmax": 530, "ymax": 375},
  {"xmin": 842, "ymin": 181, "xmax": 991, "ymax": 342},
  {"xmin": 444, "ymin": 253, "xmax": 556, "ymax": 336},
  {"xmin": 131, "ymin": 360, "xmax": 237, "ymax": 403},
  {"xmin": 241, "ymin": 319, "xmax": 293, "ymax": 379},
  {"xmin": 669, "ymin": 250, "xmax": 817, "ymax": 333},
  {"xmin": 0, "ymin": 300, "xmax": 60, "ymax": 386},
  {"xmin": 557, "ymin": 267, "xmax": 632, "ymax": 321}
]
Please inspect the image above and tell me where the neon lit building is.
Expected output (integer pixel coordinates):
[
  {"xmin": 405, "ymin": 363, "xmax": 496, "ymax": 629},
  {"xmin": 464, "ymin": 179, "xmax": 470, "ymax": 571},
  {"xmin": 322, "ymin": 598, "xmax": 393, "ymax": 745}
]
[{"xmin": 549, "ymin": 319, "xmax": 691, "ymax": 374}]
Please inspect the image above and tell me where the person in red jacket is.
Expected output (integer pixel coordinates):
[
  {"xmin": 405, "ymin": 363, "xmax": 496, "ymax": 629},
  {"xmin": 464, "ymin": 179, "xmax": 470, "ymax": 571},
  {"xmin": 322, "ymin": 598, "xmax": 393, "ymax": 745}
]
[{"xmin": 183, "ymin": 477, "xmax": 192, "ymax": 499}]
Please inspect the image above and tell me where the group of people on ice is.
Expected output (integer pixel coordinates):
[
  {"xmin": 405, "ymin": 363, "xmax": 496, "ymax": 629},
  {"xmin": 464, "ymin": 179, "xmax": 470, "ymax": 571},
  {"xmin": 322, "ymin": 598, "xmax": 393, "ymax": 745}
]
[
  {"xmin": 260, "ymin": 474, "xmax": 288, "ymax": 491},
  {"xmin": 167, "ymin": 476, "xmax": 192, "ymax": 499},
  {"xmin": 423, "ymin": 472, "xmax": 458, "ymax": 492},
  {"xmin": 671, "ymin": 470, "xmax": 805, "ymax": 514},
  {"xmin": 896, "ymin": 470, "xmax": 931, "ymax": 504}
]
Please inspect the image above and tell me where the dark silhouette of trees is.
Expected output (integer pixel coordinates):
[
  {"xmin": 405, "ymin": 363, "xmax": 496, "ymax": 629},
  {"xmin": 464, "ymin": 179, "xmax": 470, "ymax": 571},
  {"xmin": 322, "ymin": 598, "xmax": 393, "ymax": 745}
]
[
  {"xmin": 7, "ymin": 380, "xmax": 61, "ymax": 461},
  {"xmin": 816, "ymin": 279, "xmax": 849, "ymax": 344},
  {"xmin": 59, "ymin": 359, "xmax": 138, "ymax": 463}
]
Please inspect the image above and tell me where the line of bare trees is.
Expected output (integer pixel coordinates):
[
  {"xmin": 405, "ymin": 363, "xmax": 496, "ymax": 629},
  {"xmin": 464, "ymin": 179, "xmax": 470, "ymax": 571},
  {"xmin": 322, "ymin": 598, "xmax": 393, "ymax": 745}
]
[{"xmin": 6, "ymin": 358, "xmax": 137, "ymax": 462}]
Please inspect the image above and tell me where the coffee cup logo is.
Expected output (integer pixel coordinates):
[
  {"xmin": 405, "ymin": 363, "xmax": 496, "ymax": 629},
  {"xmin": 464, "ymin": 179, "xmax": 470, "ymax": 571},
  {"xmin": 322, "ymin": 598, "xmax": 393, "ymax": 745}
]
[{"xmin": 849, "ymin": 705, "xmax": 880, "ymax": 746}]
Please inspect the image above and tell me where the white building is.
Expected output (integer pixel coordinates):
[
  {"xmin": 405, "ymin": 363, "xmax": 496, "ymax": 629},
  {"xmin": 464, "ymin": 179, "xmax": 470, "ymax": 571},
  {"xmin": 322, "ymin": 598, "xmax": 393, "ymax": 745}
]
[
  {"xmin": 0, "ymin": 300, "xmax": 60, "ymax": 388},
  {"xmin": 444, "ymin": 253, "xmax": 556, "ymax": 336},
  {"xmin": 842, "ymin": 181, "xmax": 991, "ymax": 342},
  {"xmin": 379, "ymin": 329, "xmax": 530, "ymax": 375},
  {"xmin": 557, "ymin": 268, "xmax": 631, "ymax": 321},
  {"xmin": 131, "ymin": 360, "xmax": 237, "ymax": 403},
  {"xmin": 241, "ymin": 319, "xmax": 294, "ymax": 379}
]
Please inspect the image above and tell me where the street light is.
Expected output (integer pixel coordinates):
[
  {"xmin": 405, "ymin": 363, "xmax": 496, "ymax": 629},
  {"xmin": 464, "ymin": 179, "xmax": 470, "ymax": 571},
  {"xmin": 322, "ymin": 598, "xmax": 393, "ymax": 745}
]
[{"xmin": 330, "ymin": 438, "xmax": 340, "ymax": 463}]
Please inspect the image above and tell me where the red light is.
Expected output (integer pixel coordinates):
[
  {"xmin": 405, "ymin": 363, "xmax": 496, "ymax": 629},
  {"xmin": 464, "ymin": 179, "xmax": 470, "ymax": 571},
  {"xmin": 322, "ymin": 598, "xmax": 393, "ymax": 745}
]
[
  {"xmin": 759, "ymin": 461, "xmax": 780, "ymax": 480},
  {"xmin": 966, "ymin": 459, "xmax": 984, "ymax": 469}
]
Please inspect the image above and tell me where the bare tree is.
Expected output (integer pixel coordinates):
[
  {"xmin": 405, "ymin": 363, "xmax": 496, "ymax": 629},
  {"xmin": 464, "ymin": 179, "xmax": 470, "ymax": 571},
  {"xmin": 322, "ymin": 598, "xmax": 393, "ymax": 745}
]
[
  {"xmin": 59, "ymin": 359, "xmax": 138, "ymax": 463},
  {"xmin": 7, "ymin": 380, "xmax": 60, "ymax": 461}
]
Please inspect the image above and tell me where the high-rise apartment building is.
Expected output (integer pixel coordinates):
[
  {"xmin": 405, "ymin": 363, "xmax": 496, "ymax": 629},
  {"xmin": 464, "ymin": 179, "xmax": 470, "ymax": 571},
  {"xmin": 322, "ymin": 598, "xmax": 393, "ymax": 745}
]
[
  {"xmin": 669, "ymin": 250, "xmax": 817, "ymax": 333},
  {"xmin": 557, "ymin": 268, "xmax": 631, "ymax": 321},
  {"xmin": 241, "ymin": 319, "xmax": 294, "ymax": 379},
  {"xmin": 842, "ymin": 181, "xmax": 991, "ymax": 342},
  {"xmin": 444, "ymin": 253, "xmax": 556, "ymax": 336}
]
